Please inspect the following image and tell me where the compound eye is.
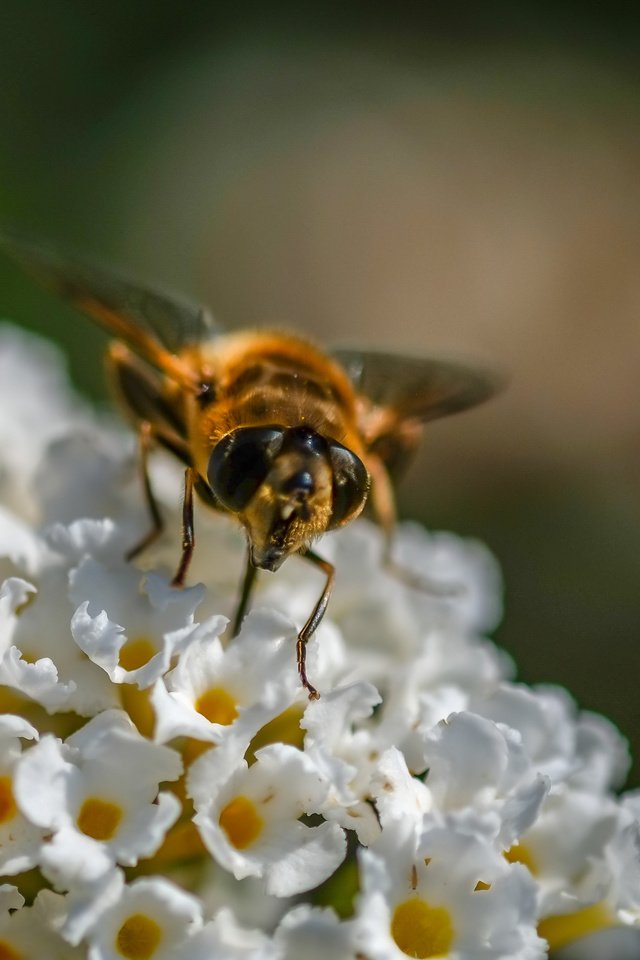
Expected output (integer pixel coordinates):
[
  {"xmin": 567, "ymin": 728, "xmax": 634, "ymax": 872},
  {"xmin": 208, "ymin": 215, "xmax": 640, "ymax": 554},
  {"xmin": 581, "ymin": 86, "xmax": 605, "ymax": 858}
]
[
  {"xmin": 208, "ymin": 426, "xmax": 285, "ymax": 511},
  {"xmin": 327, "ymin": 441, "xmax": 370, "ymax": 528}
]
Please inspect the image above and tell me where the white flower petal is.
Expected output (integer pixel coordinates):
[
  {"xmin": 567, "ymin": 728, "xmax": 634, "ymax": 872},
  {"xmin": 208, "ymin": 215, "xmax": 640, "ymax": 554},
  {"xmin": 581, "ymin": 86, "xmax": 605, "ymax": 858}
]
[
  {"xmin": 273, "ymin": 905, "xmax": 354, "ymax": 960},
  {"xmin": 181, "ymin": 907, "xmax": 272, "ymax": 960},
  {"xmin": 0, "ymin": 716, "xmax": 44, "ymax": 875},
  {"xmin": 0, "ymin": 506, "xmax": 43, "ymax": 575},
  {"xmin": 264, "ymin": 819, "xmax": 346, "ymax": 897},
  {"xmin": 70, "ymin": 563, "xmax": 207, "ymax": 688}
]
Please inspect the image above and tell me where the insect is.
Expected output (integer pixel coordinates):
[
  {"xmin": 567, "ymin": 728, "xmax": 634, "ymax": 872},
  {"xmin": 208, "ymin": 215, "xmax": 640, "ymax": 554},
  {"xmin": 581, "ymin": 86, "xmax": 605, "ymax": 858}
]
[{"xmin": 1, "ymin": 234, "xmax": 502, "ymax": 698}]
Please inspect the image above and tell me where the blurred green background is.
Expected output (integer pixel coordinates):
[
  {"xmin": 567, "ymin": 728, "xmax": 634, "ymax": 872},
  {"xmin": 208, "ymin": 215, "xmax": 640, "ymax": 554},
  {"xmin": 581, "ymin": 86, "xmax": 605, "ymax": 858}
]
[{"xmin": 1, "ymin": 3, "xmax": 640, "ymax": 782}]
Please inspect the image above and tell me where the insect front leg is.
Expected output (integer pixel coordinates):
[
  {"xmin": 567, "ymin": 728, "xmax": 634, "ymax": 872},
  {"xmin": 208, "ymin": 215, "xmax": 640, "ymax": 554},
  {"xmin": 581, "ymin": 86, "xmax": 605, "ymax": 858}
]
[
  {"xmin": 126, "ymin": 420, "xmax": 164, "ymax": 562},
  {"xmin": 297, "ymin": 549, "xmax": 335, "ymax": 700},
  {"xmin": 232, "ymin": 551, "xmax": 259, "ymax": 637},
  {"xmin": 172, "ymin": 467, "xmax": 196, "ymax": 588}
]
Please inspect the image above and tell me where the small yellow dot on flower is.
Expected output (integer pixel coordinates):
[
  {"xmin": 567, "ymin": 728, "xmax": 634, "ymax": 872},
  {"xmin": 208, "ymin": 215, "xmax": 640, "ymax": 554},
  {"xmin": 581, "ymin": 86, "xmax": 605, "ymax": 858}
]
[
  {"xmin": 77, "ymin": 796, "xmax": 123, "ymax": 841},
  {"xmin": 0, "ymin": 776, "xmax": 17, "ymax": 824},
  {"xmin": 195, "ymin": 687, "xmax": 238, "ymax": 726},
  {"xmin": 0, "ymin": 940, "xmax": 22, "ymax": 960},
  {"xmin": 116, "ymin": 914, "xmax": 162, "ymax": 959},
  {"xmin": 391, "ymin": 897, "xmax": 454, "ymax": 959},
  {"xmin": 219, "ymin": 795, "xmax": 264, "ymax": 850},
  {"xmin": 119, "ymin": 637, "xmax": 156, "ymax": 671},
  {"xmin": 504, "ymin": 842, "xmax": 538, "ymax": 874},
  {"xmin": 474, "ymin": 880, "xmax": 491, "ymax": 891}
]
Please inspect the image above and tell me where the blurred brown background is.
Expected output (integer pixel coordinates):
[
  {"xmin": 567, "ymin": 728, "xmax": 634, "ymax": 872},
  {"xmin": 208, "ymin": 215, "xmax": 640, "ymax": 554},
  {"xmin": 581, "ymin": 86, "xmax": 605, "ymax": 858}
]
[{"xmin": 1, "ymin": 3, "xmax": 640, "ymax": 781}]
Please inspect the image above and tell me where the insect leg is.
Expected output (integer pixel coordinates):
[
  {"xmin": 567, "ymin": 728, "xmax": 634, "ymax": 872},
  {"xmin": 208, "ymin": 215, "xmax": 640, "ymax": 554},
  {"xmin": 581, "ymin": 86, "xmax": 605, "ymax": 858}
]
[
  {"xmin": 297, "ymin": 549, "xmax": 335, "ymax": 700},
  {"xmin": 126, "ymin": 421, "xmax": 164, "ymax": 562},
  {"xmin": 171, "ymin": 467, "xmax": 196, "ymax": 588},
  {"xmin": 365, "ymin": 453, "xmax": 397, "ymax": 544},
  {"xmin": 367, "ymin": 454, "xmax": 462, "ymax": 598},
  {"xmin": 232, "ymin": 551, "xmax": 259, "ymax": 636},
  {"xmin": 106, "ymin": 341, "xmax": 191, "ymax": 464}
]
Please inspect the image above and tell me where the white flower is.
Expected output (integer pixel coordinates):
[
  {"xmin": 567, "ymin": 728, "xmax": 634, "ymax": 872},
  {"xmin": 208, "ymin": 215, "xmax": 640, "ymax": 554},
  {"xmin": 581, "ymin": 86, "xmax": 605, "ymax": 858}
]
[
  {"xmin": 370, "ymin": 746, "xmax": 433, "ymax": 826},
  {"xmin": 0, "ymin": 713, "xmax": 44, "ymax": 874},
  {"xmin": 0, "ymin": 505, "xmax": 44, "ymax": 579},
  {"xmin": 421, "ymin": 711, "xmax": 550, "ymax": 848},
  {"xmin": 388, "ymin": 521, "xmax": 504, "ymax": 635},
  {"xmin": 35, "ymin": 430, "xmax": 141, "ymax": 530},
  {"xmin": 301, "ymin": 681, "xmax": 383, "ymax": 844},
  {"xmin": 474, "ymin": 682, "xmax": 614, "ymax": 787},
  {"xmin": 511, "ymin": 786, "xmax": 630, "ymax": 916},
  {"xmin": 180, "ymin": 907, "xmax": 272, "ymax": 960},
  {"xmin": 272, "ymin": 904, "xmax": 355, "ymax": 960},
  {"xmin": 46, "ymin": 516, "xmax": 128, "ymax": 567},
  {"xmin": 553, "ymin": 927, "xmax": 640, "ymax": 960},
  {"xmin": 82, "ymin": 874, "xmax": 203, "ymax": 960},
  {"xmin": 376, "ymin": 629, "xmax": 512, "ymax": 774},
  {"xmin": 570, "ymin": 710, "xmax": 630, "ymax": 794},
  {"xmin": 191, "ymin": 741, "xmax": 346, "ymax": 896},
  {"xmin": 13, "ymin": 710, "xmax": 182, "ymax": 886},
  {"xmin": 0, "ymin": 567, "xmax": 117, "ymax": 716},
  {"xmin": 518, "ymin": 787, "xmax": 640, "ymax": 953},
  {"xmin": 0, "ymin": 886, "xmax": 84, "ymax": 959},
  {"xmin": 354, "ymin": 816, "xmax": 546, "ymax": 960},
  {"xmin": 0, "ymin": 324, "xmax": 88, "ymax": 519},
  {"xmin": 70, "ymin": 560, "xmax": 206, "ymax": 689},
  {"xmin": 0, "ymin": 577, "xmax": 34, "ymax": 656},
  {"xmin": 151, "ymin": 609, "xmax": 301, "ymax": 747}
]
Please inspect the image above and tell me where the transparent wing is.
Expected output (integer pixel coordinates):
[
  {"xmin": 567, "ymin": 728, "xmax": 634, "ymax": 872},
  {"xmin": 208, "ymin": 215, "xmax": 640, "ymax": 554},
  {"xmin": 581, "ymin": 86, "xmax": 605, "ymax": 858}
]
[
  {"xmin": 333, "ymin": 348, "xmax": 504, "ymax": 424},
  {"xmin": 0, "ymin": 232, "xmax": 218, "ymax": 358},
  {"xmin": 334, "ymin": 347, "xmax": 504, "ymax": 475}
]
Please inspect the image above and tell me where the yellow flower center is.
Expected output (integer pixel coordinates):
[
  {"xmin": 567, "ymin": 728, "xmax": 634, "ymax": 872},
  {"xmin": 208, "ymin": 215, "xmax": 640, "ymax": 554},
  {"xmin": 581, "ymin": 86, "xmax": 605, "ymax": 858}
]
[
  {"xmin": 0, "ymin": 941, "xmax": 23, "ymax": 960},
  {"xmin": 0, "ymin": 690, "xmax": 28, "ymax": 716},
  {"xmin": 120, "ymin": 686, "xmax": 155, "ymax": 739},
  {"xmin": 18, "ymin": 651, "xmax": 38, "ymax": 665},
  {"xmin": 0, "ymin": 776, "xmax": 17, "ymax": 824},
  {"xmin": 77, "ymin": 796, "xmax": 123, "ymax": 841},
  {"xmin": 391, "ymin": 898, "xmax": 454, "ymax": 958},
  {"xmin": 195, "ymin": 687, "xmax": 238, "ymax": 726},
  {"xmin": 538, "ymin": 901, "xmax": 615, "ymax": 952},
  {"xmin": 504, "ymin": 842, "xmax": 537, "ymax": 874},
  {"xmin": 219, "ymin": 795, "xmax": 264, "ymax": 849},
  {"xmin": 119, "ymin": 637, "xmax": 156, "ymax": 671},
  {"xmin": 246, "ymin": 705, "xmax": 305, "ymax": 764},
  {"xmin": 116, "ymin": 914, "xmax": 162, "ymax": 959},
  {"xmin": 153, "ymin": 819, "xmax": 206, "ymax": 864}
]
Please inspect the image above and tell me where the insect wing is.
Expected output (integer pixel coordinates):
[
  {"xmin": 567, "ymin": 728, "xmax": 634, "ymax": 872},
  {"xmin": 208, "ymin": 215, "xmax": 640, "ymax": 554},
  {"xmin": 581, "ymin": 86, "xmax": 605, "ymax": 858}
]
[
  {"xmin": 0, "ymin": 232, "xmax": 217, "ymax": 359},
  {"xmin": 333, "ymin": 348, "xmax": 503, "ymax": 424},
  {"xmin": 334, "ymin": 347, "xmax": 504, "ymax": 475}
]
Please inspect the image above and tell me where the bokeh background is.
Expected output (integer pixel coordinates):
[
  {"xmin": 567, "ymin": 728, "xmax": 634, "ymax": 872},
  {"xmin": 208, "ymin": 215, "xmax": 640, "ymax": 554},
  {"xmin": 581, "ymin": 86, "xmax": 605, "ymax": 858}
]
[{"xmin": 1, "ymin": 3, "xmax": 639, "ymax": 781}]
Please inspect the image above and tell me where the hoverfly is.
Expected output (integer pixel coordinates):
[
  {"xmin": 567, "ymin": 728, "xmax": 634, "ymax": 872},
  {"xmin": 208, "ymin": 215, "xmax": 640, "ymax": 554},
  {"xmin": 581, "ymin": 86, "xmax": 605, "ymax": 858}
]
[{"xmin": 1, "ymin": 235, "xmax": 502, "ymax": 698}]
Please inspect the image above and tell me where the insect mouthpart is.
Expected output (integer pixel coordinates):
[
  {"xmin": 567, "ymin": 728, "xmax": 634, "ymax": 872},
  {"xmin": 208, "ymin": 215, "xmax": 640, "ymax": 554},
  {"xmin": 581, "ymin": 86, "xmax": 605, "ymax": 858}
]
[{"xmin": 250, "ymin": 543, "xmax": 287, "ymax": 572}]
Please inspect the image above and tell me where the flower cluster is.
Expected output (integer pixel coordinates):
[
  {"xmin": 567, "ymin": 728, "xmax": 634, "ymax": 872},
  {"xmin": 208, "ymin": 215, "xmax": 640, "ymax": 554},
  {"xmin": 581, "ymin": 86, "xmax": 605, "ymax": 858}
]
[{"xmin": 0, "ymin": 323, "xmax": 639, "ymax": 959}]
